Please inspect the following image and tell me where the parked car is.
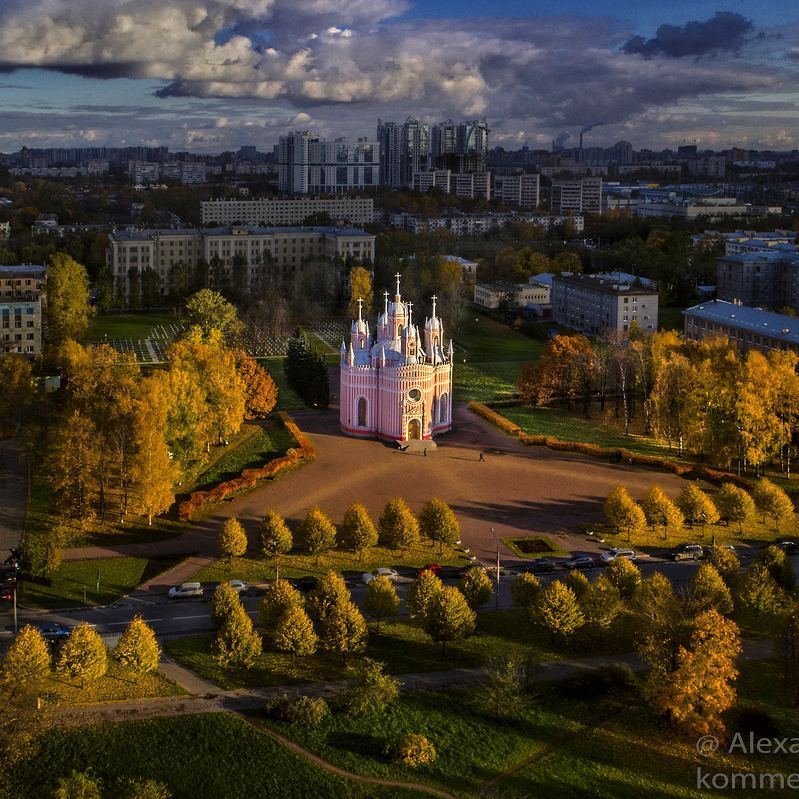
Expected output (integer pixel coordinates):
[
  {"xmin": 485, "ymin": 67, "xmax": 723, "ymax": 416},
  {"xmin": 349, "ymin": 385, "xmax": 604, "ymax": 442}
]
[
  {"xmin": 38, "ymin": 622, "xmax": 71, "ymax": 640},
  {"xmin": 563, "ymin": 555, "xmax": 597, "ymax": 570},
  {"xmin": 522, "ymin": 558, "xmax": 558, "ymax": 573},
  {"xmin": 777, "ymin": 540, "xmax": 799, "ymax": 554},
  {"xmin": 221, "ymin": 580, "xmax": 250, "ymax": 596},
  {"xmin": 671, "ymin": 544, "xmax": 704, "ymax": 562},
  {"xmin": 362, "ymin": 567, "xmax": 400, "ymax": 585},
  {"xmin": 0, "ymin": 584, "xmax": 13, "ymax": 602},
  {"xmin": 291, "ymin": 576, "xmax": 318, "ymax": 593},
  {"xmin": 168, "ymin": 582, "xmax": 204, "ymax": 599},
  {"xmin": 418, "ymin": 563, "xmax": 443, "ymax": 578},
  {"xmin": 600, "ymin": 548, "xmax": 637, "ymax": 564}
]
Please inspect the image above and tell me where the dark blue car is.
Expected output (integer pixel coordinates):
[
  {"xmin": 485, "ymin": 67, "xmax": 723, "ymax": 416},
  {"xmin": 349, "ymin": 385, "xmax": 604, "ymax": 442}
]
[{"xmin": 38, "ymin": 622, "xmax": 71, "ymax": 640}]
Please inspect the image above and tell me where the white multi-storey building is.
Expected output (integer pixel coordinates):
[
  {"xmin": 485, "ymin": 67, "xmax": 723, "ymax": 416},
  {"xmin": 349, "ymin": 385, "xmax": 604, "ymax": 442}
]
[
  {"xmin": 496, "ymin": 174, "xmax": 540, "ymax": 209},
  {"xmin": 201, "ymin": 197, "xmax": 374, "ymax": 227},
  {"xmin": 551, "ymin": 177, "xmax": 603, "ymax": 215}
]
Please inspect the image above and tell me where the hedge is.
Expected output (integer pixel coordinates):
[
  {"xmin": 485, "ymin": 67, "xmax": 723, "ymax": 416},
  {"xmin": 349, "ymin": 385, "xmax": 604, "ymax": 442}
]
[
  {"xmin": 469, "ymin": 401, "xmax": 753, "ymax": 490},
  {"xmin": 178, "ymin": 412, "xmax": 316, "ymax": 520}
]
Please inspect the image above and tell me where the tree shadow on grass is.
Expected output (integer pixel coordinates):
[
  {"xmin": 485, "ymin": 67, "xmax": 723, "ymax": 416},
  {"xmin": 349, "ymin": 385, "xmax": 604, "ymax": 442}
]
[{"xmin": 326, "ymin": 731, "xmax": 386, "ymax": 759}]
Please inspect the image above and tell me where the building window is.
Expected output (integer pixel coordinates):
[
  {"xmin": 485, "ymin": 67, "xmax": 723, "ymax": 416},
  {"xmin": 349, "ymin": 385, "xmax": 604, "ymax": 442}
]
[
  {"xmin": 439, "ymin": 393, "xmax": 448, "ymax": 423},
  {"xmin": 408, "ymin": 388, "xmax": 422, "ymax": 402},
  {"xmin": 357, "ymin": 397, "xmax": 368, "ymax": 427}
]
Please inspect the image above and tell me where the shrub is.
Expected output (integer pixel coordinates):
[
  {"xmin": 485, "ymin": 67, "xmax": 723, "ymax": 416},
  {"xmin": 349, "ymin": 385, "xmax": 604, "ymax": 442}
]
[
  {"xmin": 386, "ymin": 733, "xmax": 437, "ymax": 768},
  {"xmin": 273, "ymin": 695, "xmax": 330, "ymax": 727}
]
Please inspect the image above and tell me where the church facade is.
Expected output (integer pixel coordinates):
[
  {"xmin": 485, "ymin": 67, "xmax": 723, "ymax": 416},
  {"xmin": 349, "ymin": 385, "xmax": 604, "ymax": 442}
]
[{"xmin": 339, "ymin": 276, "xmax": 454, "ymax": 442}]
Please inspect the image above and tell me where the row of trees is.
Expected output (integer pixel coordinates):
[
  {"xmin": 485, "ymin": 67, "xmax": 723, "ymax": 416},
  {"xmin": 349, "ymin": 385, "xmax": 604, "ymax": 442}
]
[
  {"xmin": 284, "ymin": 330, "xmax": 330, "ymax": 408},
  {"xmin": 521, "ymin": 330, "xmax": 799, "ymax": 474},
  {"xmin": 604, "ymin": 478, "xmax": 794, "ymax": 543},
  {"xmin": 510, "ymin": 544, "xmax": 797, "ymax": 736},
  {"xmin": 218, "ymin": 498, "xmax": 462, "ymax": 567}
]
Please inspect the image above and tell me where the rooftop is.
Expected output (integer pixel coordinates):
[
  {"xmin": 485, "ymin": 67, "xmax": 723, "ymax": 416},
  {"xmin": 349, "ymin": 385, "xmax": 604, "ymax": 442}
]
[
  {"xmin": 683, "ymin": 300, "xmax": 799, "ymax": 345},
  {"xmin": 0, "ymin": 264, "xmax": 47, "ymax": 277},
  {"xmin": 552, "ymin": 272, "xmax": 658, "ymax": 296},
  {"xmin": 109, "ymin": 225, "xmax": 373, "ymax": 241}
]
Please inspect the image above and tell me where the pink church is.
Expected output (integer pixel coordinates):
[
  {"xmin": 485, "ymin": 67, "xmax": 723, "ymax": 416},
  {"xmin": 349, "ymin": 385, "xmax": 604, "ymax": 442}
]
[{"xmin": 340, "ymin": 276, "xmax": 454, "ymax": 443}]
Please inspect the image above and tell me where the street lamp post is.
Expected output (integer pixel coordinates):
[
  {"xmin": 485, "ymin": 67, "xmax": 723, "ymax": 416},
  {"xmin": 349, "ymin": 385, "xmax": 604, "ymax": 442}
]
[{"xmin": 490, "ymin": 527, "xmax": 500, "ymax": 611}]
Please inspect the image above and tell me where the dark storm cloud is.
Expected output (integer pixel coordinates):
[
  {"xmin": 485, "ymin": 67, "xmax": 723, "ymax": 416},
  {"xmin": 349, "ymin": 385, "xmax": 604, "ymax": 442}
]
[{"xmin": 623, "ymin": 12, "xmax": 753, "ymax": 58}]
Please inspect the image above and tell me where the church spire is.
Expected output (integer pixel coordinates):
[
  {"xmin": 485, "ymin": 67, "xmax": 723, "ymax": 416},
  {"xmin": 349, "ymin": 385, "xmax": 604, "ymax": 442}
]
[
  {"xmin": 383, "ymin": 290, "xmax": 389, "ymax": 315},
  {"xmin": 431, "ymin": 294, "xmax": 437, "ymax": 320},
  {"xmin": 395, "ymin": 272, "xmax": 402, "ymax": 300},
  {"xmin": 357, "ymin": 297, "xmax": 363, "ymax": 322}
]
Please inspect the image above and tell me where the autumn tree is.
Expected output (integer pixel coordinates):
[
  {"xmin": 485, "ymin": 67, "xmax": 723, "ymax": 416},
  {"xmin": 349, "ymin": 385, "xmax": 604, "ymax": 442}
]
[
  {"xmin": 347, "ymin": 658, "xmax": 400, "ymax": 717},
  {"xmin": 407, "ymin": 569, "xmax": 444, "ymax": 621},
  {"xmin": 49, "ymin": 409, "xmax": 100, "ymax": 524},
  {"xmin": 640, "ymin": 485, "xmax": 684, "ymax": 540},
  {"xmin": 510, "ymin": 572, "xmax": 541, "ymax": 622},
  {"xmin": 210, "ymin": 581, "xmax": 241, "ymax": 626},
  {"xmin": 155, "ymin": 366, "xmax": 209, "ymax": 468},
  {"xmin": 418, "ymin": 499, "xmax": 460, "ymax": 556},
  {"xmin": 56, "ymin": 623, "xmax": 108, "ymax": 688},
  {"xmin": 0, "ymin": 354, "xmax": 33, "ymax": 432},
  {"xmin": 319, "ymin": 599, "xmax": 368, "ymax": 665},
  {"xmin": 656, "ymin": 610, "xmax": 741, "ymax": 737},
  {"xmin": 713, "ymin": 483, "xmax": 754, "ymax": 534},
  {"xmin": 755, "ymin": 545, "xmax": 795, "ymax": 592},
  {"xmin": 378, "ymin": 498, "xmax": 420, "ymax": 553},
  {"xmin": 273, "ymin": 606, "xmax": 318, "ymax": 663},
  {"xmin": 306, "ymin": 571, "xmax": 351, "ymax": 625},
  {"xmin": 476, "ymin": 656, "xmax": 528, "ymax": 719},
  {"xmin": 185, "ymin": 289, "xmax": 243, "ymax": 342},
  {"xmin": 738, "ymin": 562, "xmax": 780, "ymax": 622},
  {"xmin": 536, "ymin": 334, "xmax": 595, "ymax": 409},
  {"xmin": 55, "ymin": 772, "xmax": 103, "ymax": 799},
  {"xmin": 581, "ymin": 575, "xmax": 621, "ymax": 642},
  {"xmin": 260, "ymin": 579, "xmax": 303, "ymax": 635},
  {"xmin": 339, "ymin": 503, "xmax": 378, "ymax": 556},
  {"xmin": 604, "ymin": 486, "xmax": 646, "ymax": 542},
  {"xmin": 234, "ymin": 349, "xmax": 278, "ymax": 419},
  {"xmin": 423, "ymin": 585, "xmax": 476, "ymax": 655},
  {"xmin": 677, "ymin": 484, "xmax": 719, "ymax": 528},
  {"xmin": 46, "ymin": 252, "xmax": 91, "ymax": 347},
  {"xmin": 348, "ymin": 266, "xmax": 374, "ymax": 318},
  {"xmin": 212, "ymin": 604, "xmax": 262, "ymax": 670},
  {"xmin": 687, "ymin": 564, "xmax": 733, "ymax": 616},
  {"xmin": 563, "ymin": 569, "xmax": 589, "ymax": 599},
  {"xmin": 112, "ymin": 616, "xmax": 160, "ymax": 677},
  {"xmin": 218, "ymin": 517, "xmax": 248, "ymax": 564},
  {"xmin": 0, "ymin": 625, "xmax": 51, "ymax": 693},
  {"xmin": 260, "ymin": 511, "xmax": 293, "ymax": 570},
  {"xmin": 633, "ymin": 571, "xmax": 686, "ymax": 672},
  {"xmin": 297, "ymin": 507, "xmax": 337, "ymax": 562},
  {"xmin": 704, "ymin": 545, "xmax": 741, "ymax": 590},
  {"xmin": 458, "ymin": 566, "xmax": 493, "ymax": 610},
  {"xmin": 538, "ymin": 581, "xmax": 585, "ymax": 644},
  {"xmin": 364, "ymin": 575, "xmax": 400, "ymax": 633},
  {"xmin": 604, "ymin": 558, "xmax": 641, "ymax": 600},
  {"xmin": 752, "ymin": 479, "xmax": 795, "ymax": 533}
]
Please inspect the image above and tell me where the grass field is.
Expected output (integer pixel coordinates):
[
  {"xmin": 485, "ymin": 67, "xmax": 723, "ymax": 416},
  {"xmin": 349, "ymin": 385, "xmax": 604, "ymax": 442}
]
[
  {"xmin": 192, "ymin": 542, "xmax": 471, "ymax": 583},
  {"xmin": 3, "ymin": 713, "xmax": 413, "ymax": 799},
  {"xmin": 187, "ymin": 421, "xmax": 295, "ymax": 492},
  {"xmin": 84, "ymin": 312, "xmax": 179, "ymax": 342},
  {"xmin": 263, "ymin": 658, "xmax": 798, "ymax": 798},
  {"xmin": 42, "ymin": 662, "xmax": 185, "ymax": 707},
  {"xmin": 500, "ymin": 404, "xmax": 684, "ymax": 460},
  {"xmin": 165, "ymin": 610, "xmax": 634, "ymax": 691},
  {"xmin": 451, "ymin": 313, "xmax": 544, "ymax": 402},
  {"xmin": 19, "ymin": 556, "xmax": 181, "ymax": 609}
]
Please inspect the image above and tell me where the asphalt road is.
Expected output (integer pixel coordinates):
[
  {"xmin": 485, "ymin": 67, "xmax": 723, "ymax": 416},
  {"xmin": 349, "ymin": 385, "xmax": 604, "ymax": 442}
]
[{"xmin": 5, "ymin": 548, "xmax": 788, "ymax": 644}]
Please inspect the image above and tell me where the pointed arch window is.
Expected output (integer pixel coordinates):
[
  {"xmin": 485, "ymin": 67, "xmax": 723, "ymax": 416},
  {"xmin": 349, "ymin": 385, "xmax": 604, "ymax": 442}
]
[{"xmin": 357, "ymin": 397, "xmax": 368, "ymax": 427}]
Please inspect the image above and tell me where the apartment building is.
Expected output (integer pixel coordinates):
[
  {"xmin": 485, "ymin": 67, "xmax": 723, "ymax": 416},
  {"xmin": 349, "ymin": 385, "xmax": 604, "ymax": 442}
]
[
  {"xmin": 400, "ymin": 212, "xmax": 584, "ymax": 236},
  {"xmin": 551, "ymin": 177, "xmax": 603, "ymax": 215},
  {"xmin": 715, "ymin": 250, "xmax": 799, "ymax": 310},
  {"xmin": 0, "ymin": 264, "xmax": 47, "ymax": 356},
  {"xmin": 551, "ymin": 272, "xmax": 658, "ymax": 338},
  {"xmin": 278, "ymin": 132, "xmax": 381, "ymax": 194},
  {"xmin": 474, "ymin": 280, "xmax": 550, "ymax": 310},
  {"xmin": 683, "ymin": 299, "xmax": 799, "ymax": 353},
  {"xmin": 495, "ymin": 174, "xmax": 540, "ymax": 209},
  {"xmin": 107, "ymin": 227, "xmax": 375, "ymax": 301},
  {"xmin": 201, "ymin": 197, "xmax": 374, "ymax": 227}
]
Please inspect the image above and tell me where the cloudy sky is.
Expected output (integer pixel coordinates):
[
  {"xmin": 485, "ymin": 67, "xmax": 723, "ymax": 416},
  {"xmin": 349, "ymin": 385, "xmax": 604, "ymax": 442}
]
[{"xmin": 0, "ymin": 0, "xmax": 797, "ymax": 153}]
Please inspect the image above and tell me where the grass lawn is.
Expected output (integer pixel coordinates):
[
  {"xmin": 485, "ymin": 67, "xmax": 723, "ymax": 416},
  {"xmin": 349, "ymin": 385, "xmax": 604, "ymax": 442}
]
[
  {"xmin": 42, "ymin": 663, "xmax": 185, "ymax": 707},
  {"xmin": 500, "ymin": 404, "xmax": 688, "ymax": 461},
  {"xmin": 165, "ymin": 610, "xmax": 634, "ymax": 691},
  {"xmin": 83, "ymin": 311, "xmax": 179, "ymax": 342},
  {"xmin": 19, "ymin": 556, "xmax": 181, "ymax": 609},
  {"xmin": 451, "ymin": 313, "xmax": 544, "ymax": 402},
  {"xmin": 261, "ymin": 658, "xmax": 798, "ymax": 799},
  {"xmin": 3, "ymin": 713, "xmax": 410, "ymax": 799},
  {"xmin": 186, "ymin": 421, "xmax": 295, "ymax": 492},
  {"xmin": 192, "ymin": 543, "xmax": 471, "ymax": 583},
  {"xmin": 502, "ymin": 535, "xmax": 568, "ymax": 559},
  {"xmin": 260, "ymin": 357, "xmax": 309, "ymax": 411}
]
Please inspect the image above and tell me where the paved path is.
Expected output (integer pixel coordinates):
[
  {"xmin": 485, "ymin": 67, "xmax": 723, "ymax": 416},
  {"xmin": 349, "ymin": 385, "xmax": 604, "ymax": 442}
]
[
  {"xmin": 60, "ymin": 404, "xmax": 698, "ymax": 569},
  {"xmin": 0, "ymin": 437, "xmax": 26, "ymax": 561}
]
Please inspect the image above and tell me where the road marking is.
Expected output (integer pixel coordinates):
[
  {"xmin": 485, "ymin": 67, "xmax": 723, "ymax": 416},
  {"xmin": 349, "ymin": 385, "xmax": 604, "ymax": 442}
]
[{"xmin": 105, "ymin": 618, "xmax": 163, "ymax": 625}]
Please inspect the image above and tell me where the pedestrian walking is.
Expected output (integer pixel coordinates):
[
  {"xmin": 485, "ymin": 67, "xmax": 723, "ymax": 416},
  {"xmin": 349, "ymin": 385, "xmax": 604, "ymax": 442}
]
[
  {"xmin": 478, "ymin": 451, "xmax": 485, "ymax": 462},
  {"xmin": 423, "ymin": 448, "xmax": 427, "ymax": 457}
]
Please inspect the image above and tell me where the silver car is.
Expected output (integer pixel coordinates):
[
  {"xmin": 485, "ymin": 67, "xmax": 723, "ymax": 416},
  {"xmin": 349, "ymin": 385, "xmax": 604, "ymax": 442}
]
[{"xmin": 168, "ymin": 582, "xmax": 204, "ymax": 599}]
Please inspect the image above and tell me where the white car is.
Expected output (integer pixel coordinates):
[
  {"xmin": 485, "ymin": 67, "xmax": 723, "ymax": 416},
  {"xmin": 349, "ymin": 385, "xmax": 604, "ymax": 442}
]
[
  {"xmin": 362, "ymin": 567, "xmax": 400, "ymax": 585},
  {"xmin": 168, "ymin": 582, "xmax": 204, "ymax": 599},
  {"xmin": 600, "ymin": 548, "xmax": 637, "ymax": 564},
  {"xmin": 223, "ymin": 580, "xmax": 250, "ymax": 595}
]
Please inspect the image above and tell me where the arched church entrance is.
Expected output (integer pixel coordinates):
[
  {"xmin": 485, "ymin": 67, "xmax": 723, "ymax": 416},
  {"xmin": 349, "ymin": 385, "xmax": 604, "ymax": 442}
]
[{"xmin": 407, "ymin": 418, "xmax": 421, "ymax": 440}]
